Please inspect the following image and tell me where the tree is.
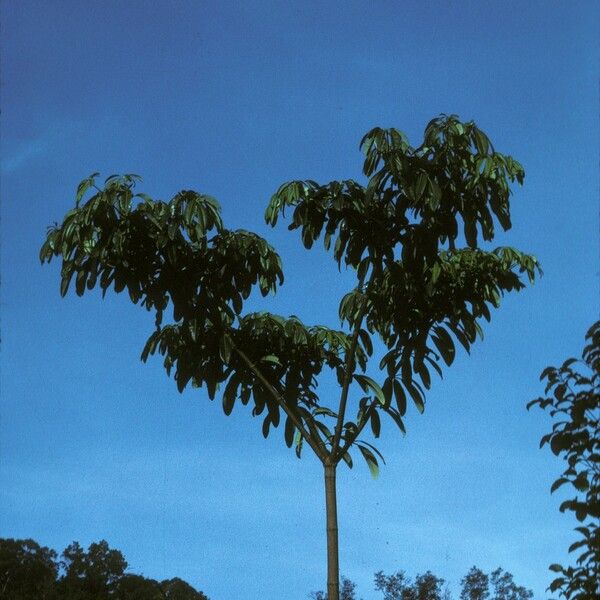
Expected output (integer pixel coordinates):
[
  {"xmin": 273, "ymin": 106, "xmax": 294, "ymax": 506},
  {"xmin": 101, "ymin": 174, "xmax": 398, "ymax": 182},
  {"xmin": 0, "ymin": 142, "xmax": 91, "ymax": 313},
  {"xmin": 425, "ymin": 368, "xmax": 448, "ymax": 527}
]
[
  {"xmin": 0, "ymin": 538, "xmax": 210, "ymax": 600},
  {"xmin": 527, "ymin": 321, "xmax": 600, "ymax": 600},
  {"xmin": 413, "ymin": 572, "xmax": 448, "ymax": 600},
  {"xmin": 489, "ymin": 568, "xmax": 532, "ymax": 600},
  {"xmin": 0, "ymin": 538, "xmax": 58, "ymax": 600},
  {"xmin": 57, "ymin": 540, "xmax": 127, "ymax": 600},
  {"xmin": 374, "ymin": 570, "xmax": 447, "ymax": 600},
  {"xmin": 374, "ymin": 570, "xmax": 411, "ymax": 600},
  {"xmin": 158, "ymin": 578, "xmax": 210, "ymax": 600},
  {"xmin": 315, "ymin": 567, "xmax": 529, "ymax": 600},
  {"xmin": 116, "ymin": 574, "xmax": 163, "ymax": 600},
  {"xmin": 460, "ymin": 567, "xmax": 489, "ymax": 600},
  {"xmin": 41, "ymin": 115, "xmax": 540, "ymax": 600}
]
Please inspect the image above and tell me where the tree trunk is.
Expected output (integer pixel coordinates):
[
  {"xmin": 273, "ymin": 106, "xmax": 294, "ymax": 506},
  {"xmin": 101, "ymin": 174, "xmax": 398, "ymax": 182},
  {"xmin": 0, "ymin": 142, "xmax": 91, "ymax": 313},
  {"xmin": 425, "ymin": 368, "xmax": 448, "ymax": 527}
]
[{"xmin": 324, "ymin": 462, "xmax": 339, "ymax": 600}]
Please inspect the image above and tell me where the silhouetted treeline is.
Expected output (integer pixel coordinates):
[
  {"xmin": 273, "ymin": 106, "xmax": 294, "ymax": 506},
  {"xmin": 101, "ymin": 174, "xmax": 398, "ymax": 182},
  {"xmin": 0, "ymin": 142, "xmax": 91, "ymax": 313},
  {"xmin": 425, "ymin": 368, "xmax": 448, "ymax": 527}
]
[
  {"xmin": 0, "ymin": 538, "xmax": 209, "ymax": 600},
  {"xmin": 1, "ymin": 537, "xmax": 535, "ymax": 600},
  {"xmin": 310, "ymin": 566, "xmax": 534, "ymax": 600}
]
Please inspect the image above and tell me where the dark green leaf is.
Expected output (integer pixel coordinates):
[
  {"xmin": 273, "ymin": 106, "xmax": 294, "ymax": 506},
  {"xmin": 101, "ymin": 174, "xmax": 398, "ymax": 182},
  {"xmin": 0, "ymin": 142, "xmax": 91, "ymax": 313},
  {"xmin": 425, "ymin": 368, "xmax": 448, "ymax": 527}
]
[
  {"xmin": 284, "ymin": 416, "xmax": 295, "ymax": 448},
  {"xmin": 393, "ymin": 380, "xmax": 407, "ymax": 416},
  {"xmin": 357, "ymin": 445, "xmax": 379, "ymax": 479},
  {"xmin": 354, "ymin": 374, "xmax": 386, "ymax": 406}
]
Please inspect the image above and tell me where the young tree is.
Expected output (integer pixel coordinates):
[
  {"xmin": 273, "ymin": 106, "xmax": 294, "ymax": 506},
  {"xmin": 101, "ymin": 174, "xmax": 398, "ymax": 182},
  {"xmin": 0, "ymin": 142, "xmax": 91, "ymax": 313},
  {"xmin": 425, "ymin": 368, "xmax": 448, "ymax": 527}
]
[
  {"xmin": 41, "ymin": 115, "xmax": 540, "ymax": 600},
  {"xmin": 527, "ymin": 321, "xmax": 600, "ymax": 600}
]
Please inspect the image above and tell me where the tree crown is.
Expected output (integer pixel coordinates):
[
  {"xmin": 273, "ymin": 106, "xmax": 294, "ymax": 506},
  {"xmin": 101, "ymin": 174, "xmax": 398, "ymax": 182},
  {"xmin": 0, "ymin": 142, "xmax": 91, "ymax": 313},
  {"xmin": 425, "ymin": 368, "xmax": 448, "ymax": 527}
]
[{"xmin": 41, "ymin": 115, "xmax": 540, "ymax": 473}]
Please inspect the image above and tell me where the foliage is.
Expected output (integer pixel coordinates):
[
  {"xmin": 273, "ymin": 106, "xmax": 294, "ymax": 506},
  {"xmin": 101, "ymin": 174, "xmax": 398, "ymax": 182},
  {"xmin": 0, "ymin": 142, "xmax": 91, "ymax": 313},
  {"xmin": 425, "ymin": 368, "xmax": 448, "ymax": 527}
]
[
  {"xmin": 489, "ymin": 568, "xmax": 533, "ymax": 600},
  {"xmin": 0, "ymin": 538, "xmax": 57, "ymax": 600},
  {"xmin": 0, "ymin": 538, "xmax": 209, "ymax": 600},
  {"xmin": 460, "ymin": 567, "xmax": 532, "ymax": 600},
  {"xmin": 41, "ymin": 116, "xmax": 539, "ymax": 473},
  {"xmin": 527, "ymin": 321, "xmax": 600, "ymax": 600},
  {"xmin": 41, "ymin": 115, "xmax": 540, "ymax": 599},
  {"xmin": 374, "ymin": 570, "xmax": 447, "ymax": 600},
  {"xmin": 57, "ymin": 540, "xmax": 127, "ymax": 598},
  {"xmin": 460, "ymin": 567, "xmax": 489, "ymax": 600},
  {"xmin": 312, "ymin": 567, "xmax": 530, "ymax": 600}
]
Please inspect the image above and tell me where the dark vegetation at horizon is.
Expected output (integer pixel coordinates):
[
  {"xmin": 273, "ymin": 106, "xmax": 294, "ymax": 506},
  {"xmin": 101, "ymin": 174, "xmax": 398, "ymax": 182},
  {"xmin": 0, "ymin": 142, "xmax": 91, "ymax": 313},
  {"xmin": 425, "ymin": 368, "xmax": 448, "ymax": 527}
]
[
  {"xmin": 0, "ymin": 537, "xmax": 533, "ymax": 600},
  {"xmin": 0, "ymin": 538, "xmax": 209, "ymax": 599},
  {"xmin": 310, "ymin": 566, "xmax": 533, "ymax": 600}
]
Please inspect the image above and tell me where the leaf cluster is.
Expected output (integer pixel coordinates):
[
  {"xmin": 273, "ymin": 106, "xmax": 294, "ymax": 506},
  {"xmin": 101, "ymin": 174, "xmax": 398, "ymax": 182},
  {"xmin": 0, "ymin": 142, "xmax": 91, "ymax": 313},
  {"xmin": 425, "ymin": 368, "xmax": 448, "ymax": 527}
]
[
  {"xmin": 40, "ymin": 174, "xmax": 283, "ymax": 327},
  {"xmin": 266, "ymin": 115, "xmax": 525, "ymax": 272},
  {"xmin": 528, "ymin": 321, "xmax": 600, "ymax": 600},
  {"xmin": 265, "ymin": 115, "xmax": 539, "ymax": 470}
]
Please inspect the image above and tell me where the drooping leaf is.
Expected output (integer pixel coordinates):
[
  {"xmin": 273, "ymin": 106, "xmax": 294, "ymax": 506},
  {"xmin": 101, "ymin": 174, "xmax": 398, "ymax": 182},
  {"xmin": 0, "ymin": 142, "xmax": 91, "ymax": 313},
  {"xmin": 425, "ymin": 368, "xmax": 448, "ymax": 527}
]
[{"xmin": 354, "ymin": 374, "xmax": 387, "ymax": 407}]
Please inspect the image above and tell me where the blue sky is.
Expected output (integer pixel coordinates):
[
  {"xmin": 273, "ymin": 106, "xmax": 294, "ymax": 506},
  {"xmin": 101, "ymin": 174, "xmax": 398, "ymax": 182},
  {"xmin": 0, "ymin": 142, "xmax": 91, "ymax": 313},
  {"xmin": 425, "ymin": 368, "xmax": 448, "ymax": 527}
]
[{"xmin": 1, "ymin": 1, "xmax": 598, "ymax": 599}]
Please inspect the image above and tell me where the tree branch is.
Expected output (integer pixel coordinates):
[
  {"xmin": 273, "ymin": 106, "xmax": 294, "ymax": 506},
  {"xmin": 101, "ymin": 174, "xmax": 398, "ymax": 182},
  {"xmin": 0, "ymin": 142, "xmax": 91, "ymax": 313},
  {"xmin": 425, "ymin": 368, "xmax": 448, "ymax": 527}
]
[
  {"xmin": 331, "ymin": 273, "xmax": 370, "ymax": 459},
  {"xmin": 337, "ymin": 403, "xmax": 376, "ymax": 460},
  {"xmin": 230, "ymin": 340, "xmax": 329, "ymax": 462}
]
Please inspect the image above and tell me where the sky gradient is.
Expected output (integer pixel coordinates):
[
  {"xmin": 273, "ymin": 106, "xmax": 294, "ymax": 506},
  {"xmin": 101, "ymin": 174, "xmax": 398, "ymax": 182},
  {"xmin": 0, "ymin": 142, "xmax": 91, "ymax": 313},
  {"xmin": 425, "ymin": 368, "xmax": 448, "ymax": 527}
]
[{"xmin": 1, "ymin": 2, "xmax": 599, "ymax": 599}]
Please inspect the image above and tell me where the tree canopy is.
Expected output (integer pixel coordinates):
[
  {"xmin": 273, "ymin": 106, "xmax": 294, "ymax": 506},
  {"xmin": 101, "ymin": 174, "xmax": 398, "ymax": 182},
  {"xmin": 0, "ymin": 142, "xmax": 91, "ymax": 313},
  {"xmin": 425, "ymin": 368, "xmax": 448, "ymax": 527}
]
[
  {"xmin": 0, "ymin": 538, "xmax": 209, "ymax": 600},
  {"xmin": 310, "ymin": 566, "xmax": 532, "ymax": 600},
  {"xmin": 40, "ymin": 115, "xmax": 539, "ymax": 471}
]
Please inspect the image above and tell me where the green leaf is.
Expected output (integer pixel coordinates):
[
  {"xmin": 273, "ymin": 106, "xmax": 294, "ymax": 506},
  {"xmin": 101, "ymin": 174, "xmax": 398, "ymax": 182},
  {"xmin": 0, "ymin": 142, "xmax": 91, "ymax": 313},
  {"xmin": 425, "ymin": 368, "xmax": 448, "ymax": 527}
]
[
  {"xmin": 294, "ymin": 430, "xmax": 304, "ymax": 458},
  {"xmin": 370, "ymin": 408, "xmax": 381, "ymax": 438},
  {"xmin": 550, "ymin": 477, "xmax": 569, "ymax": 494},
  {"xmin": 432, "ymin": 326, "xmax": 456, "ymax": 366},
  {"xmin": 284, "ymin": 416, "xmax": 295, "ymax": 448},
  {"xmin": 75, "ymin": 173, "xmax": 99, "ymax": 205},
  {"xmin": 405, "ymin": 380, "xmax": 425, "ymax": 413},
  {"xmin": 60, "ymin": 271, "xmax": 74, "ymax": 297},
  {"xmin": 357, "ymin": 257, "xmax": 370, "ymax": 281},
  {"xmin": 358, "ymin": 329, "xmax": 373, "ymax": 356},
  {"xmin": 341, "ymin": 451, "xmax": 353, "ymax": 468},
  {"xmin": 384, "ymin": 407, "xmax": 406, "ymax": 435},
  {"xmin": 261, "ymin": 354, "xmax": 281, "ymax": 365},
  {"xmin": 382, "ymin": 377, "xmax": 393, "ymax": 405},
  {"xmin": 313, "ymin": 406, "xmax": 338, "ymax": 418},
  {"xmin": 222, "ymin": 374, "xmax": 239, "ymax": 416},
  {"xmin": 415, "ymin": 360, "xmax": 431, "ymax": 389},
  {"xmin": 354, "ymin": 374, "xmax": 386, "ymax": 406},
  {"xmin": 473, "ymin": 129, "xmax": 489, "ymax": 155},
  {"xmin": 140, "ymin": 331, "xmax": 160, "ymax": 363},
  {"xmin": 357, "ymin": 445, "xmax": 379, "ymax": 479},
  {"xmin": 262, "ymin": 414, "xmax": 271, "ymax": 438},
  {"xmin": 393, "ymin": 380, "xmax": 407, "ymax": 416}
]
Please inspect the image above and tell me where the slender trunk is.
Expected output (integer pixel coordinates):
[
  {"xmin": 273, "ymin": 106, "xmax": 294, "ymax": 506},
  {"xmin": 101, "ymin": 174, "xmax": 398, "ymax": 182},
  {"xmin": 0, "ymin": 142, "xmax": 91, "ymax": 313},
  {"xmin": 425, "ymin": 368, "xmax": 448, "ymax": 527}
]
[{"xmin": 324, "ymin": 462, "xmax": 339, "ymax": 600}]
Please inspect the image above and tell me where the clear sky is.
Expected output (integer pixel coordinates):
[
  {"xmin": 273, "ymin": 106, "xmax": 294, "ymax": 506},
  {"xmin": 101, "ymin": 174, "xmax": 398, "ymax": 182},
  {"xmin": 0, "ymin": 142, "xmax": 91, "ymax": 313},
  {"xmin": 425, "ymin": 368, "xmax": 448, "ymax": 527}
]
[{"xmin": 1, "ymin": 1, "xmax": 598, "ymax": 599}]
